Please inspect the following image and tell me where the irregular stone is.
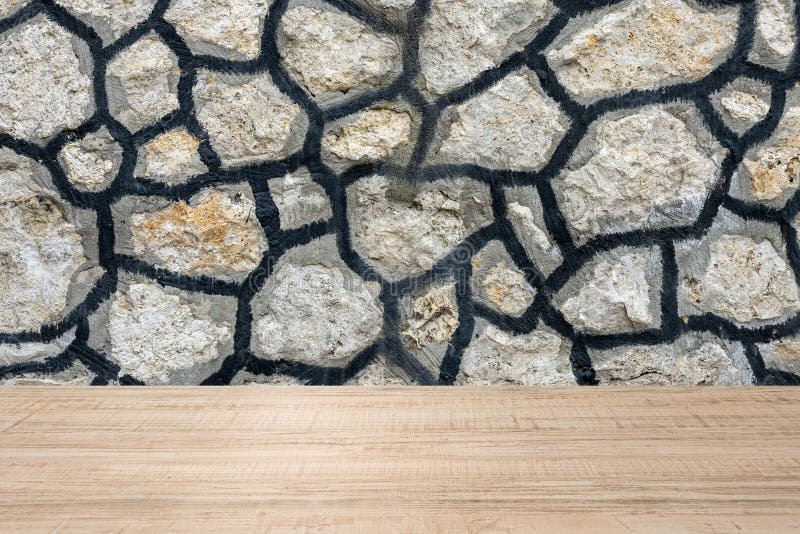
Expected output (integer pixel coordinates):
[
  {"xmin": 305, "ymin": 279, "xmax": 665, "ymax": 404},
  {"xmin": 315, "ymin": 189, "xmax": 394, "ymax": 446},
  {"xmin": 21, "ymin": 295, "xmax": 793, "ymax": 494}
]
[
  {"xmin": 0, "ymin": 0, "xmax": 26, "ymax": 18},
  {"xmin": 231, "ymin": 371, "xmax": 306, "ymax": 386},
  {"xmin": 57, "ymin": 0, "xmax": 157, "ymax": 44},
  {"xmin": 137, "ymin": 128, "xmax": 207, "ymax": 183},
  {"xmin": 721, "ymin": 90, "xmax": 771, "ymax": 124},
  {"xmin": 504, "ymin": 186, "xmax": 562, "ymax": 275},
  {"xmin": 681, "ymin": 234, "xmax": 800, "ymax": 323},
  {"xmin": 278, "ymin": 5, "xmax": 401, "ymax": 97},
  {"xmin": 348, "ymin": 175, "xmax": 492, "ymax": 280},
  {"xmin": 471, "ymin": 240, "xmax": 535, "ymax": 317},
  {"xmin": 323, "ymin": 108, "xmax": 412, "ymax": 163},
  {"xmin": 1, "ymin": 361, "xmax": 93, "ymax": 386},
  {"xmin": 107, "ymin": 33, "xmax": 179, "ymax": 132},
  {"xmin": 348, "ymin": 357, "xmax": 409, "ymax": 386},
  {"xmin": 752, "ymin": 0, "xmax": 797, "ymax": 62},
  {"xmin": 547, "ymin": 0, "xmax": 737, "ymax": 102},
  {"xmin": 164, "ymin": 0, "xmax": 269, "ymax": 59},
  {"xmin": 592, "ymin": 336, "xmax": 752, "ymax": 385},
  {"xmin": 556, "ymin": 106, "xmax": 722, "ymax": 240},
  {"xmin": 435, "ymin": 70, "xmax": 566, "ymax": 170},
  {"xmin": 130, "ymin": 186, "xmax": 268, "ymax": 281},
  {"xmin": 419, "ymin": 0, "xmax": 553, "ymax": 94},
  {"xmin": 109, "ymin": 281, "xmax": 234, "ymax": 384},
  {"xmin": 0, "ymin": 16, "xmax": 92, "ymax": 142},
  {"xmin": 0, "ymin": 329, "xmax": 74, "ymax": 367},
  {"xmin": 58, "ymin": 128, "xmax": 122, "ymax": 191},
  {"xmin": 268, "ymin": 168, "xmax": 331, "ymax": 230},
  {"xmin": 251, "ymin": 257, "xmax": 383, "ymax": 366},
  {"xmin": 194, "ymin": 71, "xmax": 306, "ymax": 167},
  {"xmin": 0, "ymin": 149, "xmax": 86, "ymax": 332},
  {"xmin": 457, "ymin": 322, "xmax": 573, "ymax": 385},
  {"xmin": 712, "ymin": 79, "xmax": 773, "ymax": 135},
  {"xmin": 741, "ymin": 105, "xmax": 800, "ymax": 202},
  {"xmin": 559, "ymin": 248, "xmax": 660, "ymax": 335},
  {"xmin": 757, "ymin": 337, "xmax": 800, "ymax": 376},
  {"xmin": 401, "ymin": 284, "xmax": 459, "ymax": 350}
]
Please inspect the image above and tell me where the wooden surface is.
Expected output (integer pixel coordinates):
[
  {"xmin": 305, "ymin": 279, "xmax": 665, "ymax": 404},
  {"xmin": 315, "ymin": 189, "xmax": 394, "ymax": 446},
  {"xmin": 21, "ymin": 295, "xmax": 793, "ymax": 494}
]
[{"xmin": 0, "ymin": 388, "xmax": 799, "ymax": 533}]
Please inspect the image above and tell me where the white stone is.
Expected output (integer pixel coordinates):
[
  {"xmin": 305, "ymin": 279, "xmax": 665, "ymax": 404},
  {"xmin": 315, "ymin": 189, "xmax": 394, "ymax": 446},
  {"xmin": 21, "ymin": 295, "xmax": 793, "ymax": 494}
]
[
  {"xmin": 560, "ymin": 248, "xmax": 658, "ymax": 335},
  {"xmin": 0, "ymin": 150, "xmax": 86, "ymax": 332},
  {"xmin": 268, "ymin": 168, "xmax": 331, "ymax": 230},
  {"xmin": 720, "ymin": 90, "xmax": 770, "ymax": 124},
  {"xmin": 138, "ymin": 128, "xmax": 207, "ymax": 183},
  {"xmin": 457, "ymin": 324, "xmax": 572, "ymax": 385},
  {"xmin": 131, "ymin": 187, "xmax": 268, "ymax": 281},
  {"xmin": 755, "ymin": 0, "xmax": 796, "ymax": 58},
  {"xmin": 323, "ymin": 109, "xmax": 412, "ymax": 162},
  {"xmin": 419, "ymin": 0, "xmax": 553, "ymax": 94},
  {"xmin": 757, "ymin": 337, "xmax": 800, "ymax": 376},
  {"xmin": 436, "ymin": 71, "xmax": 566, "ymax": 170},
  {"xmin": 252, "ymin": 264, "xmax": 383, "ymax": 366},
  {"xmin": 348, "ymin": 175, "xmax": 492, "ymax": 279},
  {"xmin": 0, "ymin": 16, "xmax": 92, "ymax": 141},
  {"xmin": 348, "ymin": 359, "xmax": 408, "ymax": 385},
  {"xmin": 592, "ymin": 339, "xmax": 751, "ymax": 385},
  {"xmin": 195, "ymin": 71, "xmax": 305, "ymax": 167},
  {"xmin": 107, "ymin": 34, "xmax": 179, "ymax": 132},
  {"xmin": 58, "ymin": 128, "xmax": 121, "ymax": 191},
  {"xmin": 278, "ymin": 6, "xmax": 401, "ymax": 96},
  {"xmin": 109, "ymin": 282, "xmax": 233, "ymax": 384},
  {"xmin": 164, "ymin": 0, "xmax": 269, "ymax": 59},
  {"xmin": 557, "ymin": 106, "xmax": 721, "ymax": 239},
  {"xmin": 547, "ymin": 0, "xmax": 737, "ymax": 102},
  {"xmin": 741, "ymin": 106, "xmax": 800, "ymax": 202},
  {"xmin": 471, "ymin": 241, "xmax": 535, "ymax": 317},
  {"xmin": 57, "ymin": 0, "xmax": 157, "ymax": 44},
  {"xmin": 681, "ymin": 234, "xmax": 800, "ymax": 323}
]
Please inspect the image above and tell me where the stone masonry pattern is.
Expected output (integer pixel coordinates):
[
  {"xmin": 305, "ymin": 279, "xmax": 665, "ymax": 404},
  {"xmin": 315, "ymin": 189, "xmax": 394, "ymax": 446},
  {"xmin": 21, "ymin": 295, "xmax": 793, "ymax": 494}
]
[{"xmin": 0, "ymin": 0, "xmax": 799, "ymax": 386}]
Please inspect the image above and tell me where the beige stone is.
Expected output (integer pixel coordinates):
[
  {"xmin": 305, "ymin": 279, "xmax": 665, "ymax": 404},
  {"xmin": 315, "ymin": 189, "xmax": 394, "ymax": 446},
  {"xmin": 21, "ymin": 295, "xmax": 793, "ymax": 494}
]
[
  {"xmin": 268, "ymin": 168, "xmax": 331, "ymax": 230},
  {"xmin": 471, "ymin": 241, "xmax": 535, "ymax": 317},
  {"xmin": 401, "ymin": 284, "xmax": 459, "ymax": 350},
  {"xmin": 131, "ymin": 187, "xmax": 268, "ymax": 281},
  {"xmin": 138, "ymin": 128, "xmax": 207, "ymax": 183},
  {"xmin": 720, "ymin": 90, "xmax": 771, "ymax": 124},
  {"xmin": 419, "ymin": 0, "xmax": 553, "ymax": 94},
  {"xmin": 742, "ymin": 106, "xmax": 800, "ymax": 202},
  {"xmin": 58, "ymin": 0, "xmax": 157, "ymax": 44},
  {"xmin": 758, "ymin": 337, "xmax": 800, "ymax": 376},
  {"xmin": 755, "ymin": 0, "xmax": 796, "ymax": 58},
  {"xmin": 348, "ymin": 175, "xmax": 492, "ymax": 280},
  {"xmin": 107, "ymin": 33, "xmax": 179, "ymax": 132},
  {"xmin": 547, "ymin": 0, "xmax": 737, "ymax": 102},
  {"xmin": 278, "ymin": 6, "xmax": 401, "ymax": 96},
  {"xmin": 58, "ymin": 128, "xmax": 121, "ymax": 191},
  {"xmin": 557, "ymin": 106, "xmax": 721, "ymax": 240},
  {"xmin": 436, "ymin": 70, "xmax": 566, "ymax": 170},
  {"xmin": 323, "ymin": 109, "xmax": 412, "ymax": 162},
  {"xmin": 165, "ymin": 0, "xmax": 269, "ymax": 59},
  {"xmin": 195, "ymin": 72, "xmax": 305, "ymax": 167},
  {"xmin": 0, "ymin": 16, "xmax": 92, "ymax": 141},
  {"xmin": 681, "ymin": 234, "xmax": 800, "ymax": 323}
]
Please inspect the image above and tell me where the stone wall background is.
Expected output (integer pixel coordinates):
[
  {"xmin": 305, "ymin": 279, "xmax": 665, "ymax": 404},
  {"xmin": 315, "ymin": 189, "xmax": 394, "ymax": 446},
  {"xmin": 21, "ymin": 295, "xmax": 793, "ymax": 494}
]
[{"xmin": 0, "ymin": 0, "xmax": 799, "ymax": 386}]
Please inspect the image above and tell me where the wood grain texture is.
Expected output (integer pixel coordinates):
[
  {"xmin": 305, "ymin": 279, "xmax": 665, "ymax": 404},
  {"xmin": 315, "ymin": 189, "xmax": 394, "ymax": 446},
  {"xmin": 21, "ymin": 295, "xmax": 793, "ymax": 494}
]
[{"xmin": 0, "ymin": 387, "xmax": 799, "ymax": 533}]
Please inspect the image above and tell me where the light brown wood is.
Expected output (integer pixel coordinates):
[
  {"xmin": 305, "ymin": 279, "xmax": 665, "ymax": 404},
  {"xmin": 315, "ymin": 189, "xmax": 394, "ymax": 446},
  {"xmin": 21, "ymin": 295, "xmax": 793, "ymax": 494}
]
[{"xmin": 0, "ymin": 387, "xmax": 798, "ymax": 533}]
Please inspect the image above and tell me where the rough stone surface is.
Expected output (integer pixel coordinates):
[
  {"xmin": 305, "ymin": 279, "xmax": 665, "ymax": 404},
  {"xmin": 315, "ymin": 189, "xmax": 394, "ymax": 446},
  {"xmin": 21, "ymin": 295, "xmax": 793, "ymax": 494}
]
[
  {"xmin": 758, "ymin": 337, "xmax": 800, "ymax": 376},
  {"xmin": 0, "ymin": 16, "xmax": 92, "ymax": 142},
  {"xmin": 268, "ymin": 168, "xmax": 331, "ymax": 230},
  {"xmin": 681, "ymin": 234, "xmax": 800, "ymax": 324},
  {"xmin": 58, "ymin": 0, "xmax": 157, "ymax": 44},
  {"xmin": 194, "ymin": 71, "xmax": 305, "ymax": 167},
  {"xmin": 252, "ymin": 256, "xmax": 383, "ymax": 366},
  {"xmin": 471, "ymin": 240, "xmax": 535, "ymax": 317},
  {"xmin": 401, "ymin": 284, "xmax": 459, "ymax": 350},
  {"xmin": 323, "ymin": 109, "xmax": 412, "ymax": 163},
  {"xmin": 556, "ymin": 106, "xmax": 722, "ymax": 240},
  {"xmin": 0, "ymin": 329, "xmax": 74, "ymax": 367},
  {"xmin": 559, "ymin": 248, "xmax": 660, "ymax": 335},
  {"xmin": 164, "ymin": 0, "xmax": 269, "ymax": 59},
  {"xmin": 107, "ymin": 33, "xmax": 179, "ymax": 132},
  {"xmin": 504, "ymin": 186, "xmax": 562, "ymax": 275},
  {"xmin": 0, "ymin": 0, "xmax": 26, "ymax": 18},
  {"xmin": 130, "ymin": 187, "xmax": 268, "ymax": 281},
  {"xmin": 741, "ymin": 105, "xmax": 800, "ymax": 203},
  {"xmin": 0, "ymin": 150, "xmax": 86, "ymax": 332},
  {"xmin": 278, "ymin": 6, "xmax": 401, "ymax": 97},
  {"xmin": 752, "ymin": 0, "xmax": 797, "ymax": 62},
  {"xmin": 547, "ymin": 0, "xmax": 738, "ymax": 102},
  {"xmin": 592, "ymin": 336, "xmax": 753, "ymax": 386},
  {"xmin": 435, "ymin": 70, "xmax": 566, "ymax": 170},
  {"xmin": 419, "ymin": 0, "xmax": 553, "ymax": 94},
  {"xmin": 348, "ymin": 175, "xmax": 492, "ymax": 279},
  {"xmin": 721, "ymin": 90, "xmax": 771, "ymax": 124},
  {"xmin": 108, "ymin": 281, "xmax": 234, "ymax": 384},
  {"xmin": 457, "ymin": 321, "xmax": 572, "ymax": 385},
  {"xmin": 58, "ymin": 128, "xmax": 122, "ymax": 191},
  {"xmin": 137, "ymin": 128, "xmax": 207, "ymax": 183}
]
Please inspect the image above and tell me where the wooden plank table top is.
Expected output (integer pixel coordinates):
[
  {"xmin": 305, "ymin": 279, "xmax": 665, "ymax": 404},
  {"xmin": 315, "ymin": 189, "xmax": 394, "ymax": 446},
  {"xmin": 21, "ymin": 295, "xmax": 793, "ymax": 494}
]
[{"xmin": 0, "ymin": 387, "xmax": 798, "ymax": 533}]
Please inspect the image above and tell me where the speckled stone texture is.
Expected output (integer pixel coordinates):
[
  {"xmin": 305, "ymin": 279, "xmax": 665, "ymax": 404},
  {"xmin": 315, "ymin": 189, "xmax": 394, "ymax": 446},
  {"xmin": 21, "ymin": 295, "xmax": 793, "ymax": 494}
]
[{"xmin": 1, "ymin": 0, "xmax": 799, "ymax": 386}]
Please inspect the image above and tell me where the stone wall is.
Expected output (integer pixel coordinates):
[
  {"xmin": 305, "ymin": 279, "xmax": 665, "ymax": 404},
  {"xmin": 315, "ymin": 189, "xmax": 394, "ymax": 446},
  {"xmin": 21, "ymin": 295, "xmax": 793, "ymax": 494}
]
[{"xmin": 0, "ymin": 0, "xmax": 798, "ymax": 386}]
